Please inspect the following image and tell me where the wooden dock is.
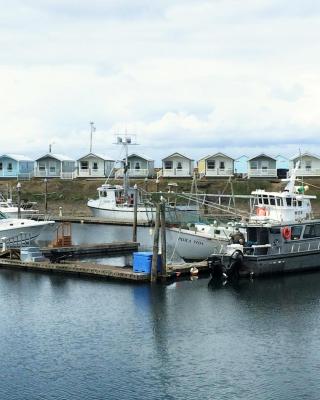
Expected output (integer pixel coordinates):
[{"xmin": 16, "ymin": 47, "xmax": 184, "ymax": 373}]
[
  {"xmin": 0, "ymin": 258, "xmax": 208, "ymax": 282},
  {"xmin": 41, "ymin": 241, "xmax": 139, "ymax": 262}
]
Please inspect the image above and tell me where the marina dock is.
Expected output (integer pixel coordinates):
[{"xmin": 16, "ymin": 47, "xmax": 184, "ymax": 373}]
[
  {"xmin": 36, "ymin": 215, "xmax": 152, "ymax": 226},
  {"xmin": 41, "ymin": 241, "xmax": 139, "ymax": 262},
  {"xmin": 0, "ymin": 258, "xmax": 208, "ymax": 282}
]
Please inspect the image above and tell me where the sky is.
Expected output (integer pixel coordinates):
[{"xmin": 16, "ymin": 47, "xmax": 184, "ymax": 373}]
[{"xmin": 1, "ymin": 0, "xmax": 320, "ymax": 165}]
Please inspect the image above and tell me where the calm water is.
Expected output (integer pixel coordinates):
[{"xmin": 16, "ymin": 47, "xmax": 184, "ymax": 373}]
[{"xmin": 1, "ymin": 270, "xmax": 320, "ymax": 400}]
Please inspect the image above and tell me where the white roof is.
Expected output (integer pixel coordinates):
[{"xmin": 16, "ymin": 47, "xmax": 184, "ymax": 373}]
[
  {"xmin": 78, "ymin": 152, "xmax": 114, "ymax": 161},
  {"xmin": 127, "ymin": 153, "xmax": 153, "ymax": 161},
  {"xmin": 36, "ymin": 153, "xmax": 75, "ymax": 162},
  {"xmin": 162, "ymin": 152, "xmax": 194, "ymax": 161},
  {"xmin": 199, "ymin": 152, "xmax": 234, "ymax": 161},
  {"xmin": 290, "ymin": 151, "xmax": 320, "ymax": 161},
  {"xmin": 1, "ymin": 154, "xmax": 33, "ymax": 161}
]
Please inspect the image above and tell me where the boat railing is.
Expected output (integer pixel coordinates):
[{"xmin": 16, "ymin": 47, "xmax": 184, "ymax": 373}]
[
  {"xmin": 289, "ymin": 240, "xmax": 320, "ymax": 254},
  {"xmin": 1, "ymin": 232, "xmax": 34, "ymax": 250}
]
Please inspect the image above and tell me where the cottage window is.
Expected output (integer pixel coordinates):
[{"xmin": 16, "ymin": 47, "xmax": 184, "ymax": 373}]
[
  {"xmin": 164, "ymin": 161, "xmax": 173, "ymax": 169},
  {"xmin": 207, "ymin": 160, "xmax": 215, "ymax": 169},
  {"xmin": 261, "ymin": 161, "xmax": 269, "ymax": 170},
  {"xmin": 39, "ymin": 162, "xmax": 46, "ymax": 171},
  {"xmin": 219, "ymin": 161, "xmax": 225, "ymax": 169},
  {"xmin": 135, "ymin": 162, "xmax": 140, "ymax": 170},
  {"xmin": 305, "ymin": 161, "xmax": 312, "ymax": 171},
  {"xmin": 49, "ymin": 162, "xmax": 56, "ymax": 173},
  {"xmin": 250, "ymin": 161, "xmax": 258, "ymax": 169},
  {"xmin": 93, "ymin": 162, "xmax": 98, "ymax": 170},
  {"xmin": 81, "ymin": 161, "xmax": 88, "ymax": 170},
  {"xmin": 177, "ymin": 162, "xmax": 182, "ymax": 170},
  {"xmin": 7, "ymin": 163, "xmax": 12, "ymax": 171},
  {"xmin": 0, "ymin": 162, "xmax": 2, "ymax": 170}
]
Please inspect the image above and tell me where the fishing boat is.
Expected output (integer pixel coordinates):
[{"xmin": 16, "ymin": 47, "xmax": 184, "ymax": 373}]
[
  {"xmin": 208, "ymin": 163, "xmax": 320, "ymax": 278},
  {"xmin": 0, "ymin": 195, "xmax": 38, "ymax": 219},
  {"xmin": 87, "ymin": 136, "xmax": 199, "ymax": 224},
  {"xmin": 0, "ymin": 211, "xmax": 54, "ymax": 247},
  {"xmin": 167, "ymin": 222, "xmax": 246, "ymax": 261}
]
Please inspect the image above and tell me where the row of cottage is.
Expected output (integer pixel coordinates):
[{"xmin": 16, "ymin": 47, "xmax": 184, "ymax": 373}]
[{"xmin": 0, "ymin": 151, "xmax": 318, "ymax": 180}]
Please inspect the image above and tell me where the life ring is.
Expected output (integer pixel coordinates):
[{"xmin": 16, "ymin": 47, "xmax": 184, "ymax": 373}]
[
  {"xmin": 256, "ymin": 207, "xmax": 266, "ymax": 216},
  {"xmin": 282, "ymin": 226, "xmax": 291, "ymax": 240}
]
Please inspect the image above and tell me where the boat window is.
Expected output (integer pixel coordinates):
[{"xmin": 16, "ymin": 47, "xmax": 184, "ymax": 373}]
[
  {"xmin": 270, "ymin": 227, "xmax": 281, "ymax": 234},
  {"xmin": 298, "ymin": 200, "xmax": 302, "ymax": 207},
  {"xmin": 257, "ymin": 196, "xmax": 263, "ymax": 205},
  {"xmin": 270, "ymin": 196, "xmax": 275, "ymax": 206},
  {"xmin": 0, "ymin": 211, "xmax": 7, "ymax": 219},
  {"xmin": 291, "ymin": 225, "xmax": 303, "ymax": 240},
  {"xmin": 293, "ymin": 198, "xmax": 297, "ymax": 207},
  {"xmin": 214, "ymin": 229, "xmax": 220, "ymax": 234},
  {"xmin": 303, "ymin": 224, "xmax": 320, "ymax": 238},
  {"xmin": 286, "ymin": 198, "xmax": 292, "ymax": 206},
  {"xmin": 276, "ymin": 198, "xmax": 282, "ymax": 206},
  {"xmin": 262, "ymin": 195, "xmax": 269, "ymax": 205}
]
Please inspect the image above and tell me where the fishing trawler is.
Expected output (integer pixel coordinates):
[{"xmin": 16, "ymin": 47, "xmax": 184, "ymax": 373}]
[
  {"xmin": 0, "ymin": 194, "xmax": 38, "ymax": 219},
  {"xmin": 208, "ymin": 162, "xmax": 320, "ymax": 278},
  {"xmin": 87, "ymin": 136, "xmax": 199, "ymax": 224}
]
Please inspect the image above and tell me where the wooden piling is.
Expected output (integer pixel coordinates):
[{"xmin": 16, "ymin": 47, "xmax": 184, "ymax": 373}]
[
  {"xmin": 160, "ymin": 200, "xmax": 167, "ymax": 277},
  {"xmin": 132, "ymin": 184, "xmax": 138, "ymax": 242},
  {"xmin": 151, "ymin": 203, "xmax": 160, "ymax": 283}
]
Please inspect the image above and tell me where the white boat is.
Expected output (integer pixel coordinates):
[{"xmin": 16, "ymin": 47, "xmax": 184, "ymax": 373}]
[
  {"xmin": 87, "ymin": 183, "xmax": 199, "ymax": 224},
  {"xmin": 168, "ymin": 161, "xmax": 314, "ymax": 261},
  {"xmin": 0, "ymin": 195, "xmax": 38, "ymax": 219},
  {"xmin": 167, "ymin": 222, "xmax": 245, "ymax": 261},
  {"xmin": 0, "ymin": 211, "xmax": 54, "ymax": 247},
  {"xmin": 87, "ymin": 136, "xmax": 199, "ymax": 224}
]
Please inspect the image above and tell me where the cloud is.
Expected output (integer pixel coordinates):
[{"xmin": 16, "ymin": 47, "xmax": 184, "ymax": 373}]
[{"xmin": 0, "ymin": 0, "xmax": 320, "ymax": 165}]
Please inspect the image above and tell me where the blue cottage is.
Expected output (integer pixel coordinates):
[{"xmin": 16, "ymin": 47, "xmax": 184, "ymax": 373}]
[{"xmin": 0, "ymin": 154, "xmax": 34, "ymax": 179}]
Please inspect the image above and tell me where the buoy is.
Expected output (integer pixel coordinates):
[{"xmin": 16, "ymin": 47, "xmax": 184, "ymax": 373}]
[{"xmin": 190, "ymin": 266, "xmax": 199, "ymax": 276}]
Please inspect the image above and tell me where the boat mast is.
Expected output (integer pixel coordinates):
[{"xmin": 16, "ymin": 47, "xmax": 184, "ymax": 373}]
[{"xmin": 123, "ymin": 137, "xmax": 129, "ymax": 200}]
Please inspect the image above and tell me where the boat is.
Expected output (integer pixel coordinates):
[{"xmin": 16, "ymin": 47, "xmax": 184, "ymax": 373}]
[
  {"xmin": 87, "ymin": 136, "xmax": 199, "ymax": 224},
  {"xmin": 0, "ymin": 211, "xmax": 55, "ymax": 248},
  {"xmin": 0, "ymin": 194, "xmax": 38, "ymax": 219},
  {"xmin": 167, "ymin": 221, "xmax": 246, "ymax": 261},
  {"xmin": 208, "ymin": 162, "xmax": 320, "ymax": 278}
]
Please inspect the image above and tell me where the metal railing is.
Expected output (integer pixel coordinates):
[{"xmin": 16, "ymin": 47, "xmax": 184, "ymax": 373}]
[{"xmin": 1, "ymin": 232, "xmax": 33, "ymax": 250}]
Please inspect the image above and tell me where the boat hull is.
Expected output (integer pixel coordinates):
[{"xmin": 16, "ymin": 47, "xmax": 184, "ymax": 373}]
[
  {"xmin": 0, "ymin": 220, "xmax": 55, "ymax": 246},
  {"xmin": 167, "ymin": 227, "xmax": 228, "ymax": 261},
  {"xmin": 88, "ymin": 201, "xmax": 199, "ymax": 224}
]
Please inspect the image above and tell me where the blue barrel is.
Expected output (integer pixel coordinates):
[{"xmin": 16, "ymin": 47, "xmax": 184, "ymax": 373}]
[{"xmin": 133, "ymin": 252, "xmax": 162, "ymax": 273}]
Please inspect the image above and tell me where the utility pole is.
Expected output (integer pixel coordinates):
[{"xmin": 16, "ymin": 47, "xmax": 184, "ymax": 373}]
[
  {"xmin": 90, "ymin": 122, "xmax": 95, "ymax": 153},
  {"xmin": 16, "ymin": 182, "xmax": 21, "ymax": 219}
]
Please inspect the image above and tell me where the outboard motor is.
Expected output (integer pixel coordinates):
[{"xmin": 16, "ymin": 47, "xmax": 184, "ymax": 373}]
[
  {"xmin": 207, "ymin": 255, "xmax": 226, "ymax": 279},
  {"xmin": 226, "ymin": 249, "xmax": 243, "ymax": 279}
]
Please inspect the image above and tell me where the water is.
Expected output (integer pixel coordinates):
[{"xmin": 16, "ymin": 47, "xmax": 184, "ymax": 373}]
[{"xmin": 1, "ymin": 270, "xmax": 320, "ymax": 399}]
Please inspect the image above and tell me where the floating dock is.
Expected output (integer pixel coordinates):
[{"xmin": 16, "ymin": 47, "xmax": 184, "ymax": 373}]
[
  {"xmin": 0, "ymin": 258, "xmax": 208, "ymax": 282},
  {"xmin": 41, "ymin": 241, "xmax": 139, "ymax": 262}
]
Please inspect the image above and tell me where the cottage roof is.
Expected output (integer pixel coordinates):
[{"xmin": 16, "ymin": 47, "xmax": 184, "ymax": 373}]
[
  {"xmin": 1, "ymin": 154, "xmax": 33, "ymax": 162},
  {"xmin": 162, "ymin": 152, "xmax": 193, "ymax": 161},
  {"xmin": 127, "ymin": 153, "xmax": 153, "ymax": 162},
  {"xmin": 78, "ymin": 152, "xmax": 114, "ymax": 161},
  {"xmin": 290, "ymin": 151, "xmax": 320, "ymax": 161},
  {"xmin": 36, "ymin": 153, "xmax": 75, "ymax": 162},
  {"xmin": 199, "ymin": 152, "xmax": 234, "ymax": 161},
  {"xmin": 248, "ymin": 153, "xmax": 276, "ymax": 161}
]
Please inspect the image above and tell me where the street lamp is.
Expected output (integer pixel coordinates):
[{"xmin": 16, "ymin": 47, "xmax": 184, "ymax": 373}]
[
  {"xmin": 44, "ymin": 178, "xmax": 48, "ymax": 215},
  {"xmin": 16, "ymin": 182, "xmax": 21, "ymax": 219}
]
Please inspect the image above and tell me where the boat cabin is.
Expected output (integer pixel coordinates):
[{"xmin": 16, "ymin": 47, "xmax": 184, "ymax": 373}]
[{"xmin": 96, "ymin": 184, "xmax": 140, "ymax": 207}]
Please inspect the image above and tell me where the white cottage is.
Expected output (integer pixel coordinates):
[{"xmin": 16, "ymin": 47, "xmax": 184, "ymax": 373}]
[
  {"xmin": 115, "ymin": 153, "xmax": 154, "ymax": 178},
  {"xmin": 160, "ymin": 153, "xmax": 194, "ymax": 178},
  {"xmin": 289, "ymin": 152, "xmax": 320, "ymax": 177},
  {"xmin": 34, "ymin": 153, "xmax": 76, "ymax": 179},
  {"xmin": 77, "ymin": 153, "xmax": 115, "ymax": 178},
  {"xmin": 247, "ymin": 154, "xmax": 277, "ymax": 178},
  {"xmin": 198, "ymin": 153, "xmax": 234, "ymax": 178}
]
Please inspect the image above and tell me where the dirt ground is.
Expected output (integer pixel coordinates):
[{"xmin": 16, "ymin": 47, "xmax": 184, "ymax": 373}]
[{"xmin": 1, "ymin": 176, "xmax": 319, "ymax": 217}]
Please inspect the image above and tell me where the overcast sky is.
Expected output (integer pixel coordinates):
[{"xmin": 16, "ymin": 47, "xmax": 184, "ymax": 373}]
[{"xmin": 1, "ymin": 0, "xmax": 320, "ymax": 164}]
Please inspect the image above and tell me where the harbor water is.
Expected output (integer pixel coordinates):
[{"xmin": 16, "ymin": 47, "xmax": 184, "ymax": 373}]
[{"xmin": 1, "ymin": 270, "xmax": 320, "ymax": 399}]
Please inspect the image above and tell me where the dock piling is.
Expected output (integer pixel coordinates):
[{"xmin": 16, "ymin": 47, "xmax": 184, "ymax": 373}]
[
  {"xmin": 160, "ymin": 200, "xmax": 167, "ymax": 278},
  {"xmin": 132, "ymin": 184, "xmax": 138, "ymax": 242},
  {"xmin": 151, "ymin": 203, "xmax": 160, "ymax": 283}
]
